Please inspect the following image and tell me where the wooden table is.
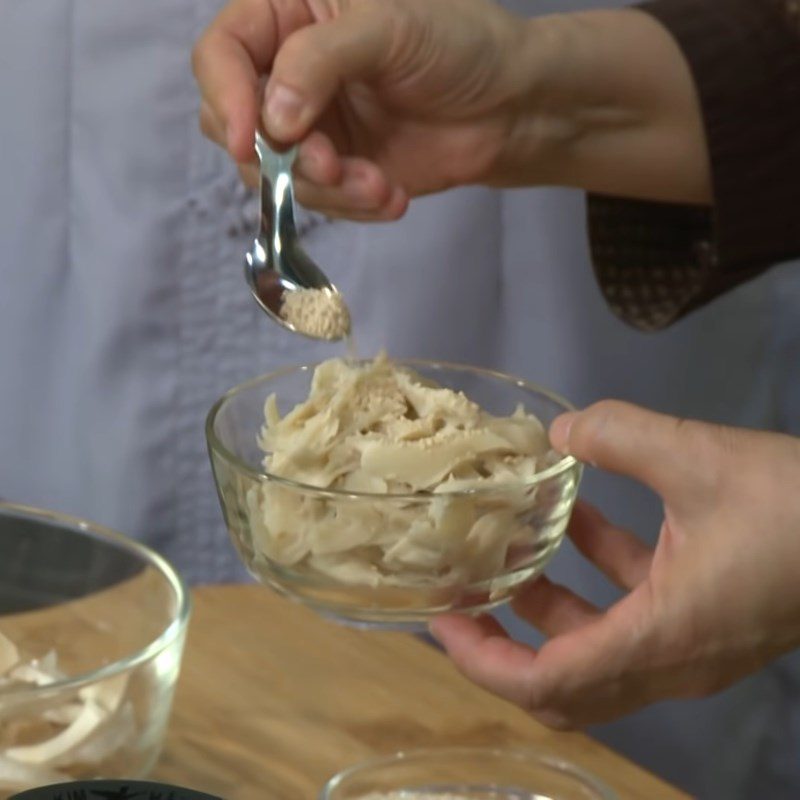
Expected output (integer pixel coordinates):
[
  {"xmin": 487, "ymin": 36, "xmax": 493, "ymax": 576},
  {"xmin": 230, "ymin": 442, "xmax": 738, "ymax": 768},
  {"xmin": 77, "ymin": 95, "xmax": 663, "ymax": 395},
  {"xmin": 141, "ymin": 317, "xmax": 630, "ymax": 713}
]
[{"xmin": 153, "ymin": 586, "xmax": 688, "ymax": 800}]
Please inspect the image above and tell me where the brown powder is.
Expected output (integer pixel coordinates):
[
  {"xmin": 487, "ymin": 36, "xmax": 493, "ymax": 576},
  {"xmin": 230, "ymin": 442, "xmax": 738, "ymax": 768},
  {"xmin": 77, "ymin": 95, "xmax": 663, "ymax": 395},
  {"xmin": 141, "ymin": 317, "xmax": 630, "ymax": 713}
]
[{"xmin": 280, "ymin": 287, "xmax": 351, "ymax": 340}]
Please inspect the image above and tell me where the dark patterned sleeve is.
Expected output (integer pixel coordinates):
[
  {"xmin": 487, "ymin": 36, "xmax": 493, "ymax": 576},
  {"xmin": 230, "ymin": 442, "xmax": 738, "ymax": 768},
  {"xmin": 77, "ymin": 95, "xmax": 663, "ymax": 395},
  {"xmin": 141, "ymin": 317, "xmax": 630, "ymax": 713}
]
[{"xmin": 588, "ymin": 0, "xmax": 800, "ymax": 331}]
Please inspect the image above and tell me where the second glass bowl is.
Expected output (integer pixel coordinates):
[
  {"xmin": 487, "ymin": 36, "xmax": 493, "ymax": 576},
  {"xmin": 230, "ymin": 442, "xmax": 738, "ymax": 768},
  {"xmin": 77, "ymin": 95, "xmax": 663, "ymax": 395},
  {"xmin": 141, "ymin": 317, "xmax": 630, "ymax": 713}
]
[
  {"xmin": 206, "ymin": 359, "xmax": 581, "ymax": 628},
  {"xmin": 320, "ymin": 747, "xmax": 617, "ymax": 800},
  {"xmin": 0, "ymin": 503, "xmax": 190, "ymax": 798}
]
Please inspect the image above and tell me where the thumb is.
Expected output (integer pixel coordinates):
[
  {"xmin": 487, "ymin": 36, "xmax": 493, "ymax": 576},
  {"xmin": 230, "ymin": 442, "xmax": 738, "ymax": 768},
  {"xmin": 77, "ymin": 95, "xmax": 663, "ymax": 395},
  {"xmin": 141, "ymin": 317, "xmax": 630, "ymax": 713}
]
[
  {"xmin": 263, "ymin": 8, "xmax": 391, "ymax": 142},
  {"xmin": 549, "ymin": 399, "xmax": 712, "ymax": 499}
]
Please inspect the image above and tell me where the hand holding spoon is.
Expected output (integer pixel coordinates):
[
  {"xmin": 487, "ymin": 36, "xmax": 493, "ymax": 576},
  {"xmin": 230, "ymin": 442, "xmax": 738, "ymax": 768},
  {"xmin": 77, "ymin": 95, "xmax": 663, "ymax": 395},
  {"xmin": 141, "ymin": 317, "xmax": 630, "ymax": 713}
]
[{"xmin": 245, "ymin": 132, "xmax": 351, "ymax": 341}]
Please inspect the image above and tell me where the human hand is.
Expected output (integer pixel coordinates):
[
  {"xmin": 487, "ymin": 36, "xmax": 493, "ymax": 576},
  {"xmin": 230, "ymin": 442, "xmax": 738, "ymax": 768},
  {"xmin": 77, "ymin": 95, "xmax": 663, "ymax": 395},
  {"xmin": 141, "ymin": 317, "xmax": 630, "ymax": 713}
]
[
  {"xmin": 192, "ymin": 1, "xmax": 710, "ymax": 220},
  {"xmin": 430, "ymin": 401, "xmax": 800, "ymax": 728},
  {"xmin": 192, "ymin": 0, "xmax": 539, "ymax": 220}
]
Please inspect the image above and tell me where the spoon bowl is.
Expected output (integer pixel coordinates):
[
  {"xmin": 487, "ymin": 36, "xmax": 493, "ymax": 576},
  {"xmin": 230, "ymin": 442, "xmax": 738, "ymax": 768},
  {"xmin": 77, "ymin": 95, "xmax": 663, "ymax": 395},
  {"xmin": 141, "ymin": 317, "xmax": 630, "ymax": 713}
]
[{"xmin": 245, "ymin": 133, "xmax": 350, "ymax": 341}]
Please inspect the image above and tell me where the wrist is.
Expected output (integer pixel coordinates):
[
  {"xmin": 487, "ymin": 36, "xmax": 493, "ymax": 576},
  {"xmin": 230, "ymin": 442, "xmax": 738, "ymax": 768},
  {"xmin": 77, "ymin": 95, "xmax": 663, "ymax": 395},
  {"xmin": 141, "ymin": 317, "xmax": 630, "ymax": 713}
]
[
  {"xmin": 486, "ymin": 15, "xmax": 578, "ymax": 188},
  {"xmin": 489, "ymin": 9, "xmax": 712, "ymax": 204}
]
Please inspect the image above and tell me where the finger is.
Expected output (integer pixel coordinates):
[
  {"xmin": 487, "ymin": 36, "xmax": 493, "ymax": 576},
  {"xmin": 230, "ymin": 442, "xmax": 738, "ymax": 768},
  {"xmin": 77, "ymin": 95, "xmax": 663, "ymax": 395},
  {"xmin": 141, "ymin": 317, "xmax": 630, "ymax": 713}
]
[
  {"xmin": 429, "ymin": 614, "xmax": 539, "ymax": 708},
  {"xmin": 193, "ymin": 28, "xmax": 260, "ymax": 162},
  {"xmin": 511, "ymin": 575, "xmax": 601, "ymax": 637},
  {"xmin": 238, "ymin": 152, "xmax": 407, "ymax": 218},
  {"xmin": 233, "ymin": 131, "xmax": 341, "ymax": 190},
  {"xmin": 568, "ymin": 501, "xmax": 653, "ymax": 590},
  {"xmin": 194, "ymin": 0, "xmax": 322, "ymax": 160},
  {"xmin": 295, "ymin": 158, "xmax": 392, "ymax": 211},
  {"xmin": 549, "ymin": 400, "xmax": 710, "ymax": 499},
  {"xmin": 193, "ymin": 0, "xmax": 317, "ymax": 160},
  {"xmin": 296, "ymin": 131, "xmax": 343, "ymax": 187},
  {"xmin": 206, "ymin": 0, "xmax": 283, "ymax": 73},
  {"xmin": 311, "ymin": 186, "xmax": 410, "ymax": 222},
  {"xmin": 237, "ymin": 162, "xmax": 259, "ymax": 189},
  {"xmin": 199, "ymin": 101, "xmax": 227, "ymax": 148},
  {"xmin": 263, "ymin": 8, "xmax": 392, "ymax": 142}
]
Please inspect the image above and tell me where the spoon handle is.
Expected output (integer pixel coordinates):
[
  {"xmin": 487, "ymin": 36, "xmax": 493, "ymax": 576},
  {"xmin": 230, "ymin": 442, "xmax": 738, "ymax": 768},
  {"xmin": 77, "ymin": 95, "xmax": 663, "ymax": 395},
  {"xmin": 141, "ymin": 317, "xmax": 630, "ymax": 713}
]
[{"xmin": 254, "ymin": 132, "xmax": 299, "ymax": 250}]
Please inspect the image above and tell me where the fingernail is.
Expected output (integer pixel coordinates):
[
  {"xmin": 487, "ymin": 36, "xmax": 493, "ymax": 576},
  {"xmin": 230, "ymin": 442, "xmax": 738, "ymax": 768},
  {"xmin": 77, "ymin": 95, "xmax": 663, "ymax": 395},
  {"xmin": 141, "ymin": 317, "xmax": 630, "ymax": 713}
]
[
  {"xmin": 549, "ymin": 412, "xmax": 577, "ymax": 455},
  {"xmin": 264, "ymin": 84, "xmax": 305, "ymax": 138},
  {"xmin": 428, "ymin": 620, "xmax": 443, "ymax": 643}
]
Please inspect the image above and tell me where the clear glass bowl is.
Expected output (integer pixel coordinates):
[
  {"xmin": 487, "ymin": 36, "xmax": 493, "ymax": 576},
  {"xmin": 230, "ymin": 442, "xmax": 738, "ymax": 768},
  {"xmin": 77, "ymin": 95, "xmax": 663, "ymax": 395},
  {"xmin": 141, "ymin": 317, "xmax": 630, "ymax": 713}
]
[
  {"xmin": 0, "ymin": 503, "xmax": 191, "ymax": 798},
  {"xmin": 207, "ymin": 360, "xmax": 581, "ymax": 629},
  {"xmin": 319, "ymin": 747, "xmax": 617, "ymax": 800}
]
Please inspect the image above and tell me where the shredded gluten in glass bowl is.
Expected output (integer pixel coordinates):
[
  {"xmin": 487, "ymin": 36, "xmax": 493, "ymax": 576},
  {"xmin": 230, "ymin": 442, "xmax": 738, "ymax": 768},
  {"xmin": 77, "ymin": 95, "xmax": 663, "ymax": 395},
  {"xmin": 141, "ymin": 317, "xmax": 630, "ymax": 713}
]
[
  {"xmin": 0, "ymin": 629, "xmax": 133, "ymax": 791},
  {"xmin": 246, "ymin": 353, "xmax": 553, "ymax": 587}
]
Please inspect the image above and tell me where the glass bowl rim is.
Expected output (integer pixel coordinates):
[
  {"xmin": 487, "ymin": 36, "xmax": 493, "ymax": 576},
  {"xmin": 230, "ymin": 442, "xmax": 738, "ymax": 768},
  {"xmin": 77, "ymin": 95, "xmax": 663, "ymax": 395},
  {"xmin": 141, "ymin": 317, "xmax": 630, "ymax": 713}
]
[
  {"xmin": 206, "ymin": 358, "xmax": 579, "ymax": 500},
  {"xmin": 318, "ymin": 745, "xmax": 618, "ymax": 800},
  {"xmin": 0, "ymin": 501, "xmax": 192, "ymax": 699}
]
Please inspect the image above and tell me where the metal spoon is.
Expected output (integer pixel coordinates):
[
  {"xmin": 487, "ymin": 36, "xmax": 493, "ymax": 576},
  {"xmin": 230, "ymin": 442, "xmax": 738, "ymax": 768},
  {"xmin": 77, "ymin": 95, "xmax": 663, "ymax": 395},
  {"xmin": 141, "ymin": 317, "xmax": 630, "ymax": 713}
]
[{"xmin": 245, "ymin": 132, "xmax": 350, "ymax": 340}]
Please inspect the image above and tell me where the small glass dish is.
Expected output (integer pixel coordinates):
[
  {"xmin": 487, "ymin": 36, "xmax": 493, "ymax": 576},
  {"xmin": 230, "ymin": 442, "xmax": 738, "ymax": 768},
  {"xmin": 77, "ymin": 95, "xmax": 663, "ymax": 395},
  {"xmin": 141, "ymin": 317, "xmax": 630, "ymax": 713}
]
[
  {"xmin": 0, "ymin": 502, "xmax": 191, "ymax": 798},
  {"xmin": 207, "ymin": 359, "xmax": 581, "ymax": 629},
  {"xmin": 319, "ymin": 747, "xmax": 617, "ymax": 800}
]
